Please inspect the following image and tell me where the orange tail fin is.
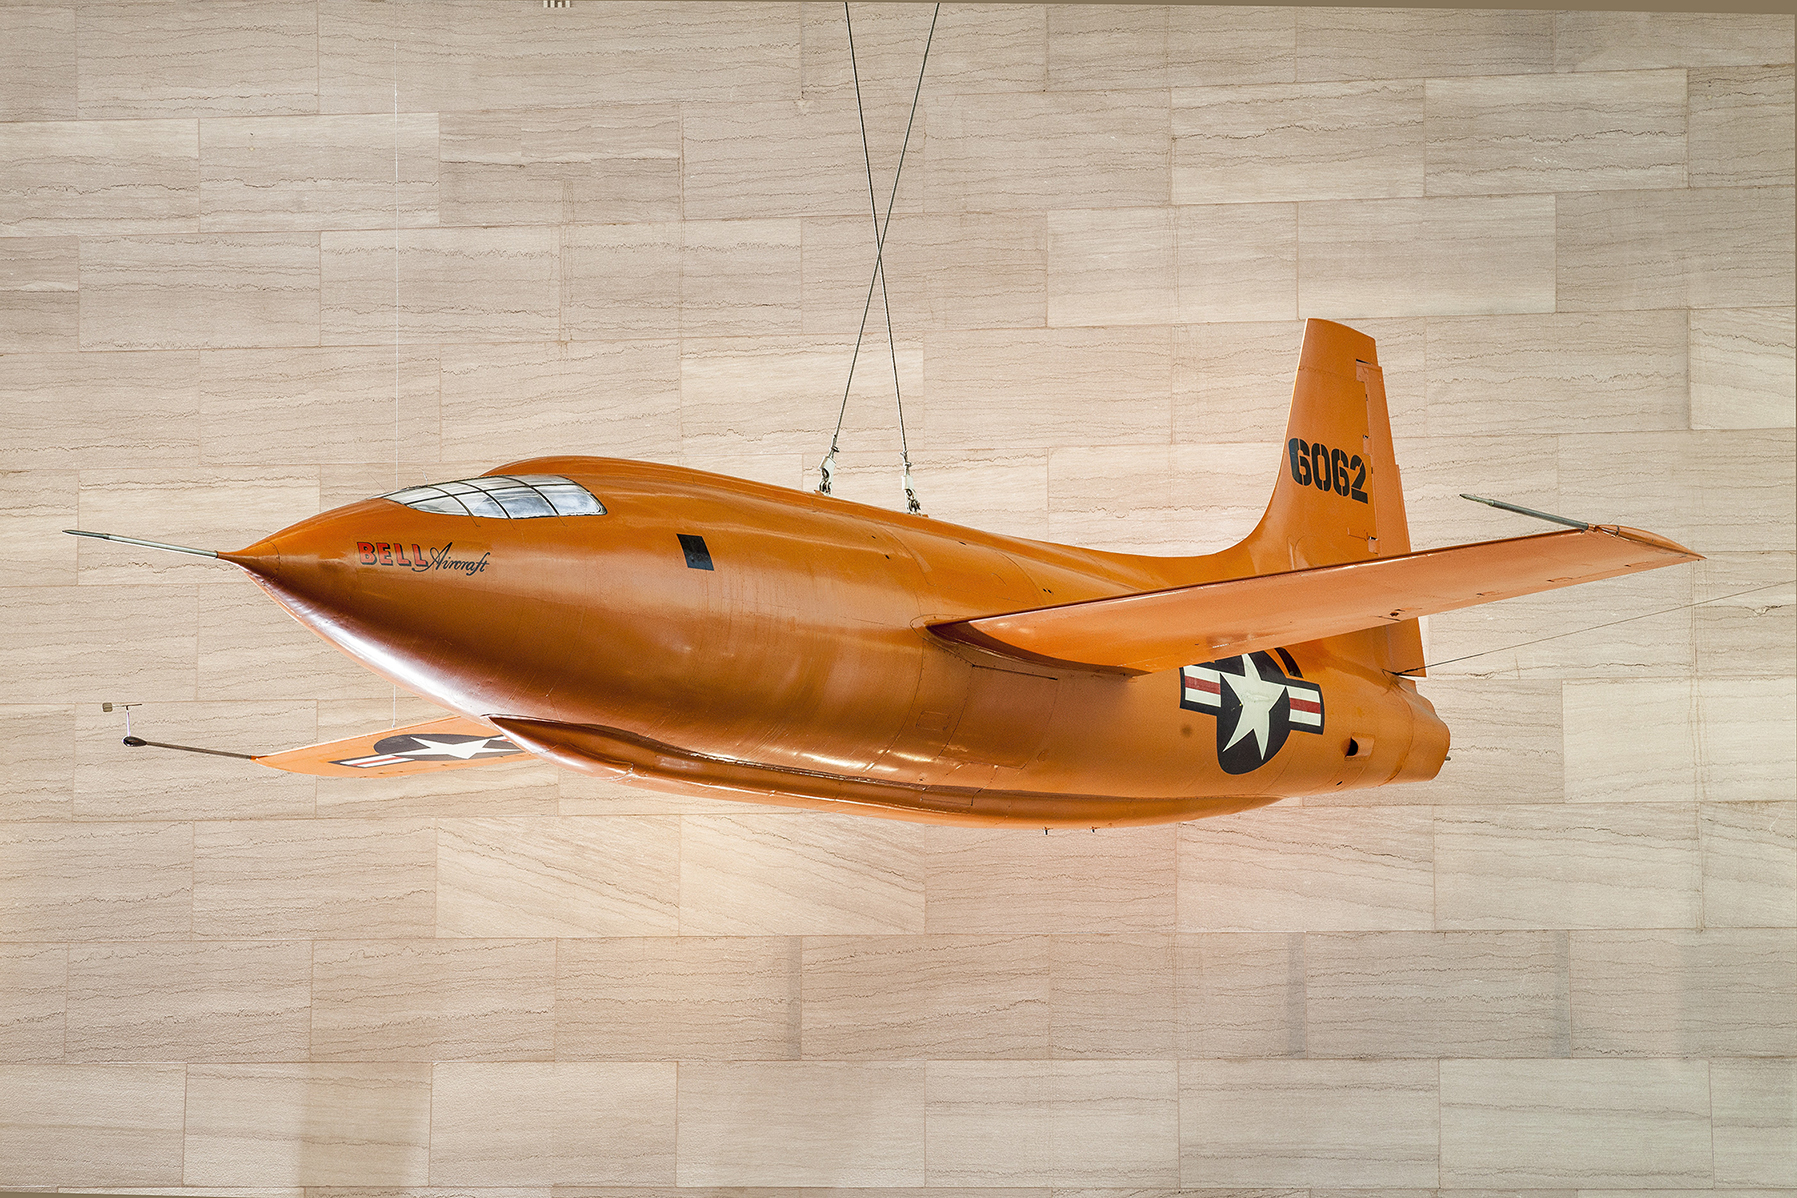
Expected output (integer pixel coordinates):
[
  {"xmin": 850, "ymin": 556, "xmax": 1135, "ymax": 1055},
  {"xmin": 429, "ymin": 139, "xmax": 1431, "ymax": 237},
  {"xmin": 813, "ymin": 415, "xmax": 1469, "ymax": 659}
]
[{"xmin": 1238, "ymin": 318, "xmax": 1425, "ymax": 673}]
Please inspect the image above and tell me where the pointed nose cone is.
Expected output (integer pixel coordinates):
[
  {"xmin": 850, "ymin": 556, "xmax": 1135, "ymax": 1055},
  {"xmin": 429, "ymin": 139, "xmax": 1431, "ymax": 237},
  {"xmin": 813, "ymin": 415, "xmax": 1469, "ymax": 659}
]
[{"xmin": 219, "ymin": 535, "xmax": 282, "ymax": 580}]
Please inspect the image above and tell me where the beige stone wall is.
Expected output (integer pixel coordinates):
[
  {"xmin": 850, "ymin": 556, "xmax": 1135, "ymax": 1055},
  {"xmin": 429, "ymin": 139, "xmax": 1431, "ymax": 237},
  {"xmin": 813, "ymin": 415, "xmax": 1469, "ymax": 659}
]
[{"xmin": 1, "ymin": 1, "xmax": 1793, "ymax": 1189}]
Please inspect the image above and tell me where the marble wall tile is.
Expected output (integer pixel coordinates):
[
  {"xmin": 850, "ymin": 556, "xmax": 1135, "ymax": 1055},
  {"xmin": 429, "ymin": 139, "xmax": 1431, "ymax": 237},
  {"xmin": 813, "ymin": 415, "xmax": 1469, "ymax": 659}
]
[
  {"xmin": 1168, "ymin": 6, "xmax": 1297, "ymax": 88},
  {"xmin": 1689, "ymin": 307, "xmax": 1797, "ymax": 429},
  {"xmin": 1048, "ymin": 5, "xmax": 1167, "ymax": 92},
  {"xmin": 1439, "ymin": 1059, "xmax": 1711, "ymax": 1187},
  {"xmin": 1045, "ymin": 207, "xmax": 1173, "ymax": 328},
  {"xmin": 0, "ymin": 236, "xmax": 78, "ymax": 351},
  {"xmin": 679, "ymin": 332, "xmax": 922, "ymax": 460},
  {"xmin": 555, "ymin": 937, "xmax": 798, "ymax": 1062},
  {"xmin": 77, "ymin": 0, "xmax": 318, "ymax": 118},
  {"xmin": 0, "ymin": 469, "xmax": 77, "ymax": 589},
  {"xmin": 0, "ymin": 1062, "xmax": 186, "ymax": 1187},
  {"xmin": 196, "ymin": 587, "xmax": 394, "ymax": 707},
  {"xmin": 1697, "ymin": 676, "xmax": 1797, "ymax": 803},
  {"xmin": 81, "ymin": 233, "xmax": 320, "ymax": 350},
  {"xmin": 1554, "ymin": 11, "xmax": 1797, "ymax": 71},
  {"xmin": 680, "ymin": 814, "xmax": 924, "ymax": 936},
  {"xmin": 922, "ymin": 328, "xmax": 1173, "ymax": 452},
  {"xmin": 1050, "ymin": 933, "xmax": 1178, "ymax": 1059},
  {"xmin": 1176, "ymin": 204, "xmax": 1300, "ymax": 324},
  {"xmin": 1045, "ymin": 441, "xmax": 1267, "ymax": 556},
  {"xmin": 1177, "ymin": 807, "xmax": 1435, "ymax": 931},
  {"xmin": 1391, "ymin": 430, "xmax": 1559, "ymax": 550},
  {"xmin": 200, "ymin": 114, "xmax": 438, "ymax": 233},
  {"xmin": 1434, "ymin": 804, "xmax": 1701, "ymax": 929},
  {"xmin": 923, "ymin": 92, "xmax": 1169, "ymax": 214},
  {"xmin": 1297, "ymin": 7, "xmax": 1553, "ymax": 81},
  {"xmin": 0, "ymin": 705, "xmax": 74, "ymax": 821},
  {"xmin": 1424, "ymin": 311, "xmax": 1688, "ymax": 436},
  {"xmin": 192, "ymin": 819, "xmax": 434, "ymax": 939},
  {"xmin": 1427, "ymin": 71, "xmax": 1686, "ymax": 195},
  {"xmin": 801, "ymin": 934, "xmax": 1050, "ymax": 1059},
  {"xmin": 1328, "ymin": 679, "xmax": 1563, "ymax": 808},
  {"xmin": 925, "ymin": 824, "xmax": 1176, "ymax": 934},
  {"xmin": 683, "ymin": 95, "xmax": 924, "ymax": 223},
  {"xmin": 1562, "ymin": 679, "xmax": 1697, "ymax": 803},
  {"xmin": 801, "ymin": 3, "xmax": 1037, "ymax": 102},
  {"xmin": 434, "ymin": 1062, "xmax": 676, "ymax": 1183},
  {"xmin": 65, "ymin": 939, "xmax": 310, "ymax": 1062},
  {"xmin": 680, "ymin": 219, "xmax": 803, "ymax": 337},
  {"xmin": 1420, "ymin": 567, "xmax": 1695, "ymax": 680},
  {"xmin": 200, "ymin": 345, "xmax": 440, "ymax": 467},
  {"xmin": 926, "ymin": 1060, "xmax": 1179, "ymax": 1186},
  {"xmin": 0, "ymin": 584, "xmax": 197, "ymax": 705},
  {"xmin": 559, "ymin": 222, "xmax": 680, "ymax": 340},
  {"xmin": 903, "ymin": 4, "xmax": 1044, "ymax": 98},
  {"xmin": 1178, "ymin": 1059, "xmax": 1439, "ymax": 1186},
  {"xmin": 1173, "ymin": 82, "xmax": 1423, "ymax": 205},
  {"xmin": 0, "ymin": 119, "xmax": 198, "ymax": 235},
  {"xmin": 321, "ymin": 228, "xmax": 559, "ymax": 345},
  {"xmin": 310, "ymin": 939, "xmax": 554, "ymax": 1062},
  {"xmin": 1559, "ymin": 430, "xmax": 1795, "ymax": 555},
  {"xmin": 0, "ymin": 4, "xmax": 76, "ymax": 120},
  {"xmin": 75, "ymin": 466, "xmax": 320, "ymax": 585},
  {"xmin": 439, "ymin": 340, "xmax": 678, "ymax": 465},
  {"xmin": 322, "ymin": 1, "xmax": 798, "ymax": 114},
  {"xmin": 1300, "ymin": 195, "xmax": 1556, "ymax": 318},
  {"xmin": 1172, "ymin": 319, "xmax": 1301, "ymax": 442},
  {"xmin": 184, "ymin": 1064, "xmax": 432, "ymax": 1186},
  {"xmin": 900, "ymin": 448, "xmax": 1050, "ymax": 543},
  {"xmin": 1175, "ymin": 932, "xmax": 1305, "ymax": 1059},
  {"xmin": 440, "ymin": 105, "xmax": 679, "ymax": 227},
  {"xmin": 0, "ymin": 943, "xmax": 66, "ymax": 1062},
  {"xmin": 1571, "ymin": 928, "xmax": 1795, "ymax": 1057},
  {"xmin": 804, "ymin": 213, "xmax": 1048, "ymax": 337},
  {"xmin": 1702, "ymin": 801, "xmax": 1797, "ymax": 928},
  {"xmin": 437, "ymin": 817, "xmax": 679, "ymax": 938},
  {"xmin": 678, "ymin": 1061, "xmax": 923, "ymax": 1186},
  {"xmin": 73, "ymin": 700, "xmax": 314, "ymax": 820},
  {"xmin": 1306, "ymin": 930, "xmax": 1569, "ymax": 1058},
  {"xmin": 1690, "ymin": 67, "xmax": 1797, "ymax": 187},
  {"xmin": 1712, "ymin": 1057, "xmax": 1797, "ymax": 1186},
  {"xmin": 1557, "ymin": 187, "xmax": 1797, "ymax": 312},
  {"xmin": 0, "ymin": 821, "xmax": 191, "ymax": 941},
  {"xmin": 1692, "ymin": 551, "xmax": 1797, "ymax": 679},
  {"xmin": 0, "ymin": 349, "xmax": 200, "ymax": 471}
]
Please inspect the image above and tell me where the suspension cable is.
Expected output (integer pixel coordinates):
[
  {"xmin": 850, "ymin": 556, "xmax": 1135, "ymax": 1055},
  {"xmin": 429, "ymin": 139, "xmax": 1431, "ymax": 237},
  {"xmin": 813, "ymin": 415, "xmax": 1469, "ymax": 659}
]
[{"xmin": 819, "ymin": 1, "xmax": 940, "ymax": 514}]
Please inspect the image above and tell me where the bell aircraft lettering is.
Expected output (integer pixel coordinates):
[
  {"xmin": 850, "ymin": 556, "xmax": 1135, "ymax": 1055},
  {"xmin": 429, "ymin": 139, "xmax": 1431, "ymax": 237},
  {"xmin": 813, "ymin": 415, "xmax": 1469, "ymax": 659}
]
[
  {"xmin": 357, "ymin": 541, "xmax": 492, "ymax": 575},
  {"xmin": 68, "ymin": 320, "xmax": 1702, "ymax": 827}
]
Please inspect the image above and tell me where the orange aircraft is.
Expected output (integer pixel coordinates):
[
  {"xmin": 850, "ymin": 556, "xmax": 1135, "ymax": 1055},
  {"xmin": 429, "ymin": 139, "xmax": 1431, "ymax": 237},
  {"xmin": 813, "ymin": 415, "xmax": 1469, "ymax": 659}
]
[{"xmin": 70, "ymin": 319, "xmax": 1700, "ymax": 827}]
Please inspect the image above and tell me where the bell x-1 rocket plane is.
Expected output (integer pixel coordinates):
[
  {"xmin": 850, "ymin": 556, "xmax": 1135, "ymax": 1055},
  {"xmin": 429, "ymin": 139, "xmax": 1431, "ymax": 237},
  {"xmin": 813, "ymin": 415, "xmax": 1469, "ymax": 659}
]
[{"xmin": 71, "ymin": 320, "xmax": 1700, "ymax": 827}]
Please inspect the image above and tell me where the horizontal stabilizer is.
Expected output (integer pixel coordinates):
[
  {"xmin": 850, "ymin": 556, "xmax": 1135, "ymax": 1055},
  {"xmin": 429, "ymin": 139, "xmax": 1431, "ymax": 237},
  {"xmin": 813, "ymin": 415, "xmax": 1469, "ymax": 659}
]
[
  {"xmin": 932, "ymin": 525, "xmax": 1702, "ymax": 675},
  {"xmin": 255, "ymin": 715, "xmax": 533, "ymax": 777}
]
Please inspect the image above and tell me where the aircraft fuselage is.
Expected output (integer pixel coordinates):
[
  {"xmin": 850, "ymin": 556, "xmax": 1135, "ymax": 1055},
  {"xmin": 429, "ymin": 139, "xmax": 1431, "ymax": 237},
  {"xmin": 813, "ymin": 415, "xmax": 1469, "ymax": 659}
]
[{"xmin": 226, "ymin": 455, "xmax": 1447, "ymax": 826}]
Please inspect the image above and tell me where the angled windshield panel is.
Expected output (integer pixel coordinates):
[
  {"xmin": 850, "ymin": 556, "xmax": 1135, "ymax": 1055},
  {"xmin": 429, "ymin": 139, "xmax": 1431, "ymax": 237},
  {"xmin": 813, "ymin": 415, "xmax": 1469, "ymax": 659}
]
[{"xmin": 380, "ymin": 474, "xmax": 606, "ymax": 519}]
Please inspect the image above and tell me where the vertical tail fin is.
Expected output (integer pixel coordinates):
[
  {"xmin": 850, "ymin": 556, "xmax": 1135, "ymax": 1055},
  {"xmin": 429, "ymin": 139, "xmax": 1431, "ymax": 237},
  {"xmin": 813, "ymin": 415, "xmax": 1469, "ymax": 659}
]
[{"xmin": 1239, "ymin": 318, "xmax": 1425, "ymax": 674}]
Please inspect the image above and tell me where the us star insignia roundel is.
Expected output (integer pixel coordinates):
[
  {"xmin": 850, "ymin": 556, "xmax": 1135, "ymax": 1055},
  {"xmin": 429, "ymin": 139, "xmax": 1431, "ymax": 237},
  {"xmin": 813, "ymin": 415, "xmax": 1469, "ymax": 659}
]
[
  {"xmin": 331, "ymin": 732, "xmax": 523, "ymax": 769},
  {"xmin": 1180, "ymin": 651, "xmax": 1324, "ymax": 775}
]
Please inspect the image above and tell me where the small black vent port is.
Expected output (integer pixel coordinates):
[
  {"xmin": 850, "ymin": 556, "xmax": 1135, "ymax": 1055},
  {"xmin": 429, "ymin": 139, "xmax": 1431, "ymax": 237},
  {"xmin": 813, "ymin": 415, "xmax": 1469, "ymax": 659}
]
[{"xmin": 678, "ymin": 534, "xmax": 714, "ymax": 571}]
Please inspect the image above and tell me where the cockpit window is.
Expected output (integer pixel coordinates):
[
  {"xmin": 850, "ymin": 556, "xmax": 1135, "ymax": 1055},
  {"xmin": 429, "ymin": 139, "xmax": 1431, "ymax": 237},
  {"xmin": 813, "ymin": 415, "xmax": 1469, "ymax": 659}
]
[{"xmin": 381, "ymin": 474, "xmax": 606, "ymax": 519}]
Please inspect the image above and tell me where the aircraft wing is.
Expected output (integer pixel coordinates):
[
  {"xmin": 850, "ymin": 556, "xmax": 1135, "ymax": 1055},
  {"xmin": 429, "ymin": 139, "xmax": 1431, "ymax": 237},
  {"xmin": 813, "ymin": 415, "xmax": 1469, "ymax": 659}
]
[
  {"xmin": 931, "ymin": 525, "xmax": 1702, "ymax": 675},
  {"xmin": 254, "ymin": 715, "xmax": 533, "ymax": 777}
]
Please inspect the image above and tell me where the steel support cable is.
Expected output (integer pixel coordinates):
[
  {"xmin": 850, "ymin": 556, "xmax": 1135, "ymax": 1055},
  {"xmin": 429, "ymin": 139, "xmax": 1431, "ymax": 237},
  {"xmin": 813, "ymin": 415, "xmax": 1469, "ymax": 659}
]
[{"xmin": 819, "ymin": 1, "xmax": 940, "ymax": 513}]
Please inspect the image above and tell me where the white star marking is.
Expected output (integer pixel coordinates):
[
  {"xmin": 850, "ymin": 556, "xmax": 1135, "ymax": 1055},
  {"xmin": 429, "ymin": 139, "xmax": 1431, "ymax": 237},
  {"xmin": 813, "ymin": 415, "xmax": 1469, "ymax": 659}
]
[
  {"xmin": 399, "ymin": 735, "xmax": 512, "ymax": 760},
  {"xmin": 1220, "ymin": 654, "xmax": 1288, "ymax": 758}
]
